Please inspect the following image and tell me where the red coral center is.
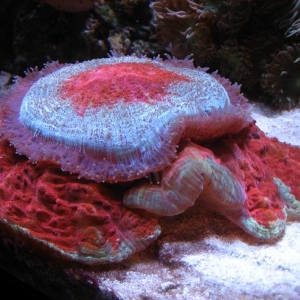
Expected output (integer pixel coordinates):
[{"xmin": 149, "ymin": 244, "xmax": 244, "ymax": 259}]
[{"xmin": 59, "ymin": 62, "xmax": 190, "ymax": 115}]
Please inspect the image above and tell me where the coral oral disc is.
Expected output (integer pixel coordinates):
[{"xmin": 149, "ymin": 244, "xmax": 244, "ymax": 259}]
[
  {"xmin": 59, "ymin": 62, "xmax": 190, "ymax": 112},
  {"xmin": 1, "ymin": 55, "xmax": 251, "ymax": 182}
]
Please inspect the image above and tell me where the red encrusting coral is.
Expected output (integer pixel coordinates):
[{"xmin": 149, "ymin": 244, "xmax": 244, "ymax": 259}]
[
  {"xmin": 0, "ymin": 140, "xmax": 160, "ymax": 265},
  {"xmin": 122, "ymin": 118, "xmax": 300, "ymax": 240},
  {"xmin": 207, "ymin": 121, "xmax": 300, "ymax": 237}
]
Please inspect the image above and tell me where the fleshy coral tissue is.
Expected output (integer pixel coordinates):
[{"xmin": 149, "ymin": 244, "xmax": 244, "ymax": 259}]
[{"xmin": 0, "ymin": 53, "xmax": 300, "ymax": 265}]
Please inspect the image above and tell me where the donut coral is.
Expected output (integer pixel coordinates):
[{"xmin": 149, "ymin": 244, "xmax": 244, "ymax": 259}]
[{"xmin": 0, "ymin": 54, "xmax": 251, "ymax": 184}]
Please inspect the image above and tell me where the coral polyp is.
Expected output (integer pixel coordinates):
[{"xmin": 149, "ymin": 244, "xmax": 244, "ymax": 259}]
[
  {"xmin": 262, "ymin": 44, "xmax": 300, "ymax": 110},
  {"xmin": 0, "ymin": 54, "xmax": 250, "ymax": 183}
]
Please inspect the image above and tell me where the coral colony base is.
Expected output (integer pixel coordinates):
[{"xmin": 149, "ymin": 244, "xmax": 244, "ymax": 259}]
[{"xmin": 0, "ymin": 54, "xmax": 300, "ymax": 265}]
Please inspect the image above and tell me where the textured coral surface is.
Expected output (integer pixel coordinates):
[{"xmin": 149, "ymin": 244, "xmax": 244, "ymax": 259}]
[
  {"xmin": 207, "ymin": 121, "xmax": 300, "ymax": 239},
  {"xmin": 95, "ymin": 107, "xmax": 300, "ymax": 299},
  {"xmin": 0, "ymin": 56, "xmax": 251, "ymax": 184},
  {"xmin": 0, "ymin": 140, "xmax": 160, "ymax": 265}
]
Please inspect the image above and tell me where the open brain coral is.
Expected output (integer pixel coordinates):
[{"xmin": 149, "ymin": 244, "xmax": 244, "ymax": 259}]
[{"xmin": 0, "ymin": 53, "xmax": 300, "ymax": 264}]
